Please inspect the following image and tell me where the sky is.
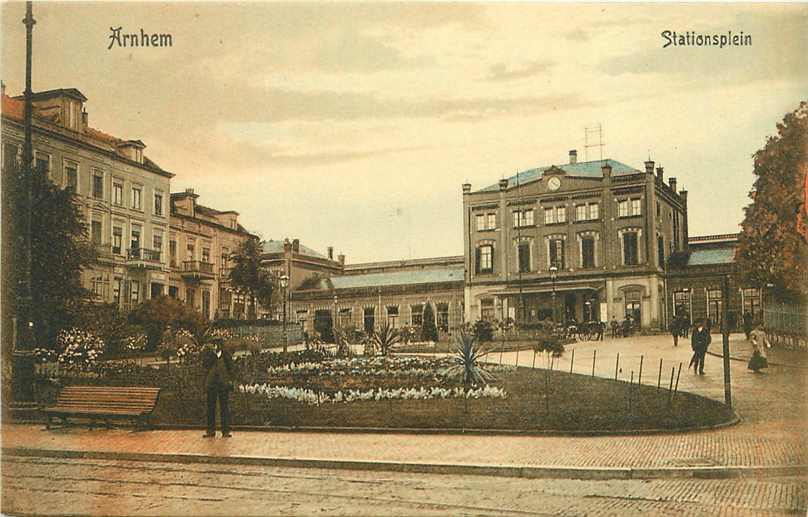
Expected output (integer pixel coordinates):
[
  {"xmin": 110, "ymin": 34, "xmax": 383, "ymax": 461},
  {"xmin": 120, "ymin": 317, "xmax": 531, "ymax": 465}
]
[{"xmin": 2, "ymin": 2, "xmax": 806, "ymax": 263}]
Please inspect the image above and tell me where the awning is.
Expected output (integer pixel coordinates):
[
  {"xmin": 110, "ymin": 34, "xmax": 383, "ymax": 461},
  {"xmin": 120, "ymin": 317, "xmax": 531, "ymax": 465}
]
[{"xmin": 490, "ymin": 282, "xmax": 605, "ymax": 296}]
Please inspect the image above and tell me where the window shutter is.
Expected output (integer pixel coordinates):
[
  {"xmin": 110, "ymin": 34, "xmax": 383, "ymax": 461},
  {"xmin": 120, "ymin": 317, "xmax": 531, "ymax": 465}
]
[
  {"xmin": 475, "ymin": 247, "xmax": 481, "ymax": 274},
  {"xmin": 490, "ymin": 246, "xmax": 495, "ymax": 273}
]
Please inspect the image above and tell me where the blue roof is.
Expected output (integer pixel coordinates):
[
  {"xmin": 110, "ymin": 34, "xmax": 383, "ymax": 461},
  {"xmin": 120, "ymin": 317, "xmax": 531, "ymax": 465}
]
[
  {"xmin": 477, "ymin": 159, "xmax": 641, "ymax": 192},
  {"xmin": 262, "ymin": 239, "xmax": 327, "ymax": 260},
  {"xmin": 322, "ymin": 266, "xmax": 465, "ymax": 291},
  {"xmin": 687, "ymin": 247, "xmax": 736, "ymax": 266}
]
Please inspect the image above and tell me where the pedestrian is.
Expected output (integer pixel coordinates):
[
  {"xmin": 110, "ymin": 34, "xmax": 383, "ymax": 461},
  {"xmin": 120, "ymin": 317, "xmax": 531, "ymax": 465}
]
[
  {"xmin": 595, "ymin": 321, "xmax": 604, "ymax": 341},
  {"xmin": 670, "ymin": 317, "xmax": 680, "ymax": 347},
  {"xmin": 691, "ymin": 319, "xmax": 711, "ymax": 375},
  {"xmin": 747, "ymin": 325, "xmax": 770, "ymax": 373},
  {"xmin": 202, "ymin": 337, "xmax": 235, "ymax": 438},
  {"xmin": 610, "ymin": 317, "xmax": 619, "ymax": 338},
  {"xmin": 743, "ymin": 311, "xmax": 754, "ymax": 340},
  {"xmin": 622, "ymin": 317, "xmax": 631, "ymax": 338},
  {"xmin": 681, "ymin": 314, "xmax": 690, "ymax": 338}
]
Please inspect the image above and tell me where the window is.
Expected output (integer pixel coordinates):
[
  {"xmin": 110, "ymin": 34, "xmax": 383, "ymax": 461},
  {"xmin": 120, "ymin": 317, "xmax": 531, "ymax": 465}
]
[
  {"xmin": 476, "ymin": 214, "xmax": 485, "ymax": 231},
  {"xmin": 92, "ymin": 172, "xmax": 104, "ymax": 199},
  {"xmin": 153, "ymin": 231, "xmax": 163, "ymax": 255},
  {"xmin": 656, "ymin": 201, "xmax": 661, "ymax": 218},
  {"xmin": 386, "ymin": 305, "xmax": 399, "ymax": 328},
  {"xmin": 35, "ymin": 154, "xmax": 49, "ymax": 175},
  {"xmin": 476, "ymin": 244, "xmax": 494, "ymax": 274},
  {"xmin": 487, "ymin": 213, "xmax": 496, "ymax": 229},
  {"xmin": 130, "ymin": 280, "xmax": 140, "ymax": 303},
  {"xmin": 91, "ymin": 220, "xmax": 102, "ymax": 244},
  {"xmin": 549, "ymin": 238, "xmax": 565, "ymax": 269},
  {"xmin": 112, "ymin": 226, "xmax": 123, "ymax": 254},
  {"xmin": 410, "ymin": 304, "xmax": 423, "ymax": 326},
  {"xmin": 202, "ymin": 247, "xmax": 211, "ymax": 263},
  {"xmin": 581, "ymin": 237, "xmax": 595, "ymax": 269},
  {"xmin": 589, "ymin": 203, "xmax": 599, "ymax": 220},
  {"xmin": 186, "ymin": 240, "xmax": 195, "ymax": 261},
  {"xmin": 513, "ymin": 209, "xmax": 533, "ymax": 227},
  {"xmin": 674, "ymin": 291, "xmax": 691, "ymax": 319},
  {"xmin": 576, "ymin": 205, "xmax": 587, "ymax": 221},
  {"xmin": 169, "ymin": 286, "xmax": 179, "ymax": 299},
  {"xmin": 3, "ymin": 143, "xmax": 19, "ymax": 173},
  {"xmin": 518, "ymin": 242, "xmax": 531, "ymax": 273},
  {"xmin": 130, "ymin": 226, "xmax": 141, "ymax": 250},
  {"xmin": 556, "ymin": 206, "xmax": 566, "ymax": 223},
  {"xmin": 113, "ymin": 278, "xmax": 122, "ymax": 305},
  {"xmin": 742, "ymin": 288, "xmax": 762, "ymax": 319},
  {"xmin": 66, "ymin": 164, "xmax": 78, "ymax": 191},
  {"xmin": 623, "ymin": 232, "xmax": 639, "ymax": 265},
  {"xmin": 169, "ymin": 240, "xmax": 177, "ymax": 267},
  {"xmin": 480, "ymin": 299, "xmax": 495, "ymax": 322},
  {"xmin": 618, "ymin": 200, "xmax": 629, "ymax": 217},
  {"xmin": 657, "ymin": 236, "xmax": 665, "ymax": 267},
  {"xmin": 186, "ymin": 287, "xmax": 196, "ymax": 307},
  {"xmin": 132, "ymin": 186, "xmax": 142, "ymax": 210},
  {"xmin": 221, "ymin": 247, "xmax": 230, "ymax": 267},
  {"xmin": 154, "ymin": 191, "xmax": 163, "ymax": 216},
  {"xmin": 91, "ymin": 274, "xmax": 108, "ymax": 299},
  {"xmin": 544, "ymin": 207, "xmax": 555, "ymax": 224},
  {"xmin": 436, "ymin": 303, "xmax": 449, "ymax": 332},
  {"xmin": 631, "ymin": 198, "xmax": 642, "ymax": 216},
  {"xmin": 339, "ymin": 308, "xmax": 352, "ymax": 328},
  {"xmin": 113, "ymin": 182, "xmax": 123, "ymax": 205},
  {"xmin": 363, "ymin": 307, "xmax": 376, "ymax": 333}
]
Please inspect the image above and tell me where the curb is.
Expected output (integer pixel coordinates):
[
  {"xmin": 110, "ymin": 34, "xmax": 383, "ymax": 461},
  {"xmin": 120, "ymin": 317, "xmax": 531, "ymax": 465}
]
[{"xmin": 5, "ymin": 446, "xmax": 805, "ymax": 480}]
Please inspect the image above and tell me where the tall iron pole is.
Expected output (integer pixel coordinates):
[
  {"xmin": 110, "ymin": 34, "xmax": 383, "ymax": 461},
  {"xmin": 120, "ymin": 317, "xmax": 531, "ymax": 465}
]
[
  {"xmin": 721, "ymin": 274, "xmax": 732, "ymax": 408},
  {"xmin": 12, "ymin": 0, "xmax": 37, "ymax": 412}
]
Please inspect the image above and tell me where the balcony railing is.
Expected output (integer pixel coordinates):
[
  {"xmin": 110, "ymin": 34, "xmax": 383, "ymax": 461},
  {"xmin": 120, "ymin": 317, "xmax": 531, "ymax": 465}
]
[
  {"xmin": 182, "ymin": 260, "xmax": 215, "ymax": 279},
  {"xmin": 127, "ymin": 247, "xmax": 162, "ymax": 262}
]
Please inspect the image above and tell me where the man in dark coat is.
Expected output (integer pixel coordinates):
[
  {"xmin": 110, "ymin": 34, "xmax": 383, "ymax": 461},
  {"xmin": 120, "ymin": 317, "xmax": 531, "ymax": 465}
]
[
  {"xmin": 202, "ymin": 338, "xmax": 235, "ymax": 437},
  {"xmin": 670, "ymin": 317, "xmax": 680, "ymax": 347},
  {"xmin": 743, "ymin": 311, "xmax": 754, "ymax": 340},
  {"xmin": 691, "ymin": 320, "xmax": 711, "ymax": 375}
]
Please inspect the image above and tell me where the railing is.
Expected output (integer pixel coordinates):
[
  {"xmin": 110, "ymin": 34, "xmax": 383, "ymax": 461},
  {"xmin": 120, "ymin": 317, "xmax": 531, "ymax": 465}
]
[
  {"xmin": 764, "ymin": 304, "xmax": 808, "ymax": 336},
  {"xmin": 183, "ymin": 260, "xmax": 214, "ymax": 275},
  {"xmin": 128, "ymin": 247, "xmax": 161, "ymax": 262},
  {"xmin": 94, "ymin": 243, "xmax": 113, "ymax": 259}
]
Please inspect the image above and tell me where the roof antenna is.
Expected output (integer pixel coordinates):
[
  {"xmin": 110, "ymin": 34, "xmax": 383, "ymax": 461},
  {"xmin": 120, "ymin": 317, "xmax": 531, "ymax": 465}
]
[{"xmin": 584, "ymin": 124, "xmax": 605, "ymax": 161}]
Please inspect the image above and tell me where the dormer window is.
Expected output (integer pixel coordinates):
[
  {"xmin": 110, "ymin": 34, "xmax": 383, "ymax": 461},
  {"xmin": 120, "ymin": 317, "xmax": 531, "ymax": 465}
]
[{"xmin": 116, "ymin": 140, "xmax": 146, "ymax": 164}]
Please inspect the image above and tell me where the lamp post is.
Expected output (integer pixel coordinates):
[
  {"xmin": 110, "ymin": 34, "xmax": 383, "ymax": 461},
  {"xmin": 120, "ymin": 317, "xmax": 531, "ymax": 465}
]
[
  {"xmin": 280, "ymin": 274, "xmax": 288, "ymax": 353},
  {"xmin": 333, "ymin": 294, "xmax": 338, "ymax": 343},
  {"xmin": 549, "ymin": 265, "xmax": 558, "ymax": 324}
]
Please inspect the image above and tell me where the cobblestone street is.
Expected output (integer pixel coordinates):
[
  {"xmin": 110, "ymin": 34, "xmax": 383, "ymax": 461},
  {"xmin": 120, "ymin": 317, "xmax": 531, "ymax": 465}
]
[{"xmin": 3, "ymin": 456, "xmax": 805, "ymax": 516}]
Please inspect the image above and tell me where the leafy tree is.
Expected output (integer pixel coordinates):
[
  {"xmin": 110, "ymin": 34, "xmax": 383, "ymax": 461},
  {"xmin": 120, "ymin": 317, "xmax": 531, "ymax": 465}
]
[
  {"xmin": 421, "ymin": 302, "xmax": 439, "ymax": 342},
  {"xmin": 128, "ymin": 296, "xmax": 207, "ymax": 350},
  {"xmin": 29, "ymin": 168, "xmax": 94, "ymax": 345},
  {"xmin": 228, "ymin": 237, "xmax": 274, "ymax": 318},
  {"xmin": 737, "ymin": 101, "xmax": 808, "ymax": 299}
]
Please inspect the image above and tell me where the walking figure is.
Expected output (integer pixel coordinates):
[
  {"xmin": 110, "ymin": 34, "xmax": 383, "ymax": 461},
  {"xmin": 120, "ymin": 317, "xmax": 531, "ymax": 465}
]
[
  {"xmin": 743, "ymin": 311, "xmax": 754, "ymax": 340},
  {"xmin": 202, "ymin": 338, "xmax": 235, "ymax": 438},
  {"xmin": 670, "ymin": 317, "xmax": 680, "ymax": 347},
  {"xmin": 748, "ymin": 325, "xmax": 770, "ymax": 373},
  {"xmin": 690, "ymin": 320, "xmax": 711, "ymax": 375}
]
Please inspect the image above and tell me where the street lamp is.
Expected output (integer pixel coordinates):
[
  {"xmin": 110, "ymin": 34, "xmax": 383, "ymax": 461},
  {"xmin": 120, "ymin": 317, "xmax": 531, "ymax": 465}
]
[
  {"xmin": 549, "ymin": 265, "xmax": 558, "ymax": 324},
  {"xmin": 333, "ymin": 294, "xmax": 338, "ymax": 342},
  {"xmin": 280, "ymin": 274, "xmax": 288, "ymax": 353}
]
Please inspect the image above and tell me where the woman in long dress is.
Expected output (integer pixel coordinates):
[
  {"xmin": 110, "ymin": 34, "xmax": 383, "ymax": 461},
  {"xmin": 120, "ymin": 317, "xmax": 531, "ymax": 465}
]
[{"xmin": 748, "ymin": 326, "xmax": 770, "ymax": 372}]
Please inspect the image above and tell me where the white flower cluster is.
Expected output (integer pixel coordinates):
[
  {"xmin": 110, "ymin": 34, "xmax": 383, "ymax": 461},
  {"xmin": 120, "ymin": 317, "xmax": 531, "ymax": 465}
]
[
  {"xmin": 33, "ymin": 347, "xmax": 57, "ymax": 363},
  {"xmin": 176, "ymin": 341, "xmax": 203, "ymax": 362},
  {"xmin": 239, "ymin": 383, "xmax": 507, "ymax": 404},
  {"xmin": 56, "ymin": 328, "xmax": 105, "ymax": 367},
  {"xmin": 267, "ymin": 356, "xmax": 452, "ymax": 379},
  {"xmin": 124, "ymin": 334, "xmax": 148, "ymax": 352}
]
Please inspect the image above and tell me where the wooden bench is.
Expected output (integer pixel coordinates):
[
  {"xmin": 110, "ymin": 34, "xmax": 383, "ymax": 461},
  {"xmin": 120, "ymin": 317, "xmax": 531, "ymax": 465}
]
[{"xmin": 42, "ymin": 386, "xmax": 161, "ymax": 430}]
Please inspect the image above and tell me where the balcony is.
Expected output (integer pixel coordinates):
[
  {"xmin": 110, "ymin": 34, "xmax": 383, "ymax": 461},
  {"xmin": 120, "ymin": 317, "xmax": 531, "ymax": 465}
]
[
  {"xmin": 219, "ymin": 266, "xmax": 233, "ymax": 284},
  {"xmin": 181, "ymin": 260, "xmax": 215, "ymax": 281},
  {"xmin": 93, "ymin": 242, "xmax": 114, "ymax": 262},
  {"xmin": 127, "ymin": 247, "xmax": 162, "ymax": 269}
]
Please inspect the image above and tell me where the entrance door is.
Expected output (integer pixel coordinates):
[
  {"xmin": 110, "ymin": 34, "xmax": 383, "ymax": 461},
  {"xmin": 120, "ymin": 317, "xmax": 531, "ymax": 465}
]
[
  {"xmin": 150, "ymin": 282, "xmax": 164, "ymax": 300},
  {"xmin": 363, "ymin": 307, "xmax": 375, "ymax": 333},
  {"xmin": 624, "ymin": 291, "xmax": 642, "ymax": 329},
  {"xmin": 564, "ymin": 294, "xmax": 577, "ymax": 324}
]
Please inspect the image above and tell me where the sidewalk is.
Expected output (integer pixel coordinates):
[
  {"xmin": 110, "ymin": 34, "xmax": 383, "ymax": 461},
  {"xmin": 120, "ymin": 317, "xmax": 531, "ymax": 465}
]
[{"xmin": 705, "ymin": 336, "xmax": 808, "ymax": 368}]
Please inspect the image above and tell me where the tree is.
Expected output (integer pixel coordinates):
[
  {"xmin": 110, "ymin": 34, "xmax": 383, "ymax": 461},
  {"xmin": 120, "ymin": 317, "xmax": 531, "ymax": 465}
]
[
  {"xmin": 421, "ymin": 302, "xmax": 438, "ymax": 342},
  {"xmin": 737, "ymin": 101, "xmax": 808, "ymax": 299},
  {"xmin": 29, "ymin": 169, "xmax": 94, "ymax": 345},
  {"xmin": 228, "ymin": 238, "xmax": 274, "ymax": 318},
  {"xmin": 128, "ymin": 296, "xmax": 207, "ymax": 350}
]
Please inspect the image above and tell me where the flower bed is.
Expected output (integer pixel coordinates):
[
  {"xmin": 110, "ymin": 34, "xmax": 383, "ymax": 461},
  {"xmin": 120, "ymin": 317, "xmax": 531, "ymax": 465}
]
[{"xmin": 239, "ymin": 384, "xmax": 507, "ymax": 404}]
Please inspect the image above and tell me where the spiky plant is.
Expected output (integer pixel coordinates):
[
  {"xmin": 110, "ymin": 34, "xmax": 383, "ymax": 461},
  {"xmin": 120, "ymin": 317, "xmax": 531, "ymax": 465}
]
[
  {"xmin": 445, "ymin": 330, "xmax": 495, "ymax": 390},
  {"xmin": 373, "ymin": 323, "xmax": 400, "ymax": 356}
]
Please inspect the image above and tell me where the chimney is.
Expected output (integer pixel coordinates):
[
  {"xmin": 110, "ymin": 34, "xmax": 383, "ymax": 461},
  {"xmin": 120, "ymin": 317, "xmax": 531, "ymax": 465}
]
[
  {"xmin": 185, "ymin": 188, "xmax": 194, "ymax": 195},
  {"xmin": 1, "ymin": 81, "xmax": 5, "ymax": 96},
  {"xmin": 655, "ymin": 166, "xmax": 664, "ymax": 181},
  {"xmin": 292, "ymin": 239, "xmax": 300, "ymax": 252},
  {"xmin": 569, "ymin": 149, "xmax": 578, "ymax": 164},
  {"xmin": 327, "ymin": 246, "xmax": 334, "ymax": 260},
  {"xmin": 679, "ymin": 189, "xmax": 688, "ymax": 202},
  {"xmin": 283, "ymin": 238, "xmax": 292, "ymax": 253},
  {"xmin": 601, "ymin": 162, "xmax": 612, "ymax": 178},
  {"xmin": 668, "ymin": 177, "xmax": 677, "ymax": 192},
  {"xmin": 498, "ymin": 178, "xmax": 508, "ymax": 191},
  {"xmin": 81, "ymin": 108, "xmax": 88, "ymax": 131},
  {"xmin": 462, "ymin": 182, "xmax": 472, "ymax": 194},
  {"xmin": 645, "ymin": 160, "xmax": 655, "ymax": 174},
  {"xmin": 337, "ymin": 254, "xmax": 345, "ymax": 265}
]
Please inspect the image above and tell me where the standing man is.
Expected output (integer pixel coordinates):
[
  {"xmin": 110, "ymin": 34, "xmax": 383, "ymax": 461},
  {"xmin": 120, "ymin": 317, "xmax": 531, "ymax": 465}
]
[
  {"xmin": 670, "ymin": 316, "xmax": 680, "ymax": 347},
  {"xmin": 743, "ymin": 311, "xmax": 754, "ymax": 340},
  {"xmin": 691, "ymin": 319, "xmax": 711, "ymax": 375},
  {"xmin": 203, "ymin": 338, "xmax": 235, "ymax": 438}
]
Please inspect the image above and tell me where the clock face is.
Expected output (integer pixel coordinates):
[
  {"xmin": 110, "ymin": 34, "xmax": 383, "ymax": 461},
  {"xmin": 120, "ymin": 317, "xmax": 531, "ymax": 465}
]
[{"xmin": 548, "ymin": 177, "xmax": 561, "ymax": 191}]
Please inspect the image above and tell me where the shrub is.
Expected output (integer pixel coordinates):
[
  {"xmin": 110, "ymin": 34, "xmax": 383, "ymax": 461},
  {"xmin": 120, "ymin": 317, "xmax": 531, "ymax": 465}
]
[
  {"xmin": 55, "ymin": 328, "xmax": 106, "ymax": 370},
  {"xmin": 373, "ymin": 323, "xmax": 400, "ymax": 356},
  {"xmin": 473, "ymin": 320, "xmax": 495, "ymax": 342},
  {"xmin": 444, "ymin": 330, "xmax": 494, "ymax": 389},
  {"xmin": 129, "ymin": 296, "xmax": 207, "ymax": 350},
  {"xmin": 421, "ymin": 303, "xmax": 439, "ymax": 342}
]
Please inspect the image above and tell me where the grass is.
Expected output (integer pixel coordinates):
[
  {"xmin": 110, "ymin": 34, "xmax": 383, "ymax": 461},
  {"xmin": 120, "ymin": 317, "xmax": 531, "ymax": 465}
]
[{"xmin": 154, "ymin": 367, "xmax": 733, "ymax": 432}]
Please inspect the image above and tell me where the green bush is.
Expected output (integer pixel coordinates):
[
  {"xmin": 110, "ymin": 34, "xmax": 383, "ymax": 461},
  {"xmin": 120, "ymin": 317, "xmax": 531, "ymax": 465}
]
[
  {"xmin": 128, "ymin": 296, "xmax": 207, "ymax": 350},
  {"xmin": 421, "ymin": 303, "xmax": 439, "ymax": 342},
  {"xmin": 473, "ymin": 320, "xmax": 494, "ymax": 342}
]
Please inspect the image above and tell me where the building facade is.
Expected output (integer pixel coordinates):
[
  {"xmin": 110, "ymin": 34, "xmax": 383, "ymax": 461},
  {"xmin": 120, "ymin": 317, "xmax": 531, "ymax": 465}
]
[
  {"xmin": 169, "ymin": 189, "xmax": 257, "ymax": 320},
  {"xmin": 462, "ymin": 150, "xmax": 689, "ymax": 330},
  {"xmin": 2, "ymin": 87, "xmax": 174, "ymax": 311}
]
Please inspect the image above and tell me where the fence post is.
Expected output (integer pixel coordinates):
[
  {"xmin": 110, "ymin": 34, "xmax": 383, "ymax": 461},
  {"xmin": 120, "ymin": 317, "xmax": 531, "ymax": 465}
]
[
  {"xmin": 657, "ymin": 358, "xmax": 663, "ymax": 390},
  {"xmin": 638, "ymin": 355, "xmax": 644, "ymax": 386},
  {"xmin": 628, "ymin": 371, "xmax": 634, "ymax": 412},
  {"xmin": 592, "ymin": 349, "xmax": 596, "ymax": 377},
  {"xmin": 671, "ymin": 362, "xmax": 682, "ymax": 406},
  {"xmin": 614, "ymin": 352, "xmax": 620, "ymax": 380},
  {"xmin": 667, "ymin": 367, "xmax": 675, "ymax": 406},
  {"xmin": 570, "ymin": 349, "xmax": 575, "ymax": 374}
]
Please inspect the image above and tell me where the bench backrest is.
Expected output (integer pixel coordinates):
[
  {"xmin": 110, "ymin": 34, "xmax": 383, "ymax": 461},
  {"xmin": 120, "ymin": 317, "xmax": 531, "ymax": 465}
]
[{"xmin": 56, "ymin": 386, "xmax": 160, "ymax": 414}]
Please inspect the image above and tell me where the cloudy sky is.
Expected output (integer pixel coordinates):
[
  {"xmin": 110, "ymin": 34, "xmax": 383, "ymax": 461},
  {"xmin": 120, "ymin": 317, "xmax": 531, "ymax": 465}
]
[{"xmin": 2, "ymin": 2, "xmax": 806, "ymax": 263}]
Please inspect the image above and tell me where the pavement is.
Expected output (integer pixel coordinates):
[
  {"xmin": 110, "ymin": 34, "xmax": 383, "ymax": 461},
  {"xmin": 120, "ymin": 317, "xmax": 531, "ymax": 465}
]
[{"xmin": 3, "ymin": 334, "xmax": 807, "ymax": 481}]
